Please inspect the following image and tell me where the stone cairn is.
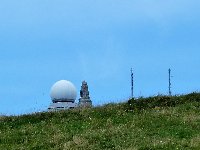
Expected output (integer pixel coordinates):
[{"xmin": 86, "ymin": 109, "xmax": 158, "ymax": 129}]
[{"xmin": 78, "ymin": 81, "xmax": 92, "ymax": 108}]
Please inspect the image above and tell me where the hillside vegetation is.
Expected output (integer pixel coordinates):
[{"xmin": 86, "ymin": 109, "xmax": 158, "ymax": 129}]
[{"xmin": 1, "ymin": 93, "xmax": 200, "ymax": 149}]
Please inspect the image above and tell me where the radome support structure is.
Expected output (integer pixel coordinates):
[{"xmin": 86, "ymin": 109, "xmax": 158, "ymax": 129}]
[{"xmin": 131, "ymin": 68, "xmax": 134, "ymax": 98}]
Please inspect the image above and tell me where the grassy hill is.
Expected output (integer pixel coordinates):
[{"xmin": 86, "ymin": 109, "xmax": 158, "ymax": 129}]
[{"xmin": 1, "ymin": 93, "xmax": 200, "ymax": 150}]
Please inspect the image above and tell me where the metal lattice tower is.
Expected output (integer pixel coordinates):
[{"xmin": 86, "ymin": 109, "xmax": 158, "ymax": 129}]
[
  {"xmin": 131, "ymin": 68, "xmax": 134, "ymax": 98},
  {"xmin": 168, "ymin": 68, "xmax": 172, "ymax": 96}
]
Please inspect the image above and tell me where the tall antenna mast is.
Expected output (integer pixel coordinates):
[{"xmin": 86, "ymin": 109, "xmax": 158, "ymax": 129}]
[
  {"xmin": 168, "ymin": 68, "xmax": 172, "ymax": 96},
  {"xmin": 131, "ymin": 68, "xmax": 134, "ymax": 98}
]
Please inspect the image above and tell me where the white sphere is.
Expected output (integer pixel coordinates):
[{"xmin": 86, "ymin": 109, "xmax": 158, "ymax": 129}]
[{"xmin": 50, "ymin": 80, "xmax": 77, "ymax": 102}]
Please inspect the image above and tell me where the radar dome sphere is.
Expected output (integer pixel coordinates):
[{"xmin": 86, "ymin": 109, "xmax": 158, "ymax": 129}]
[{"xmin": 50, "ymin": 80, "xmax": 77, "ymax": 102}]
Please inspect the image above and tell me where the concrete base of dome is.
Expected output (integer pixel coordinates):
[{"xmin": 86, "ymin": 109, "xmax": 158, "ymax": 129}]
[{"xmin": 48, "ymin": 102, "xmax": 78, "ymax": 110}]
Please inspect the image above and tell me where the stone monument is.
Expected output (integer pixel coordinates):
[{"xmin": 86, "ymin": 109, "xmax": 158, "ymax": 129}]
[{"xmin": 78, "ymin": 81, "xmax": 92, "ymax": 108}]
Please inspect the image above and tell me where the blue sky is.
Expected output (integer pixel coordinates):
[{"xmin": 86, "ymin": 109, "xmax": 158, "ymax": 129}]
[{"xmin": 0, "ymin": 0, "xmax": 200, "ymax": 115}]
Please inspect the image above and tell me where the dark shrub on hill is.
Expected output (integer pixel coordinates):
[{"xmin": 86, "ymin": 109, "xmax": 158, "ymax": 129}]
[{"xmin": 127, "ymin": 92, "xmax": 200, "ymax": 111}]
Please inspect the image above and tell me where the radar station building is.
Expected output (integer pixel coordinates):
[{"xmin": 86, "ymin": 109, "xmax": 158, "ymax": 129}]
[{"xmin": 48, "ymin": 80, "xmax": 92, "ymax": 110}]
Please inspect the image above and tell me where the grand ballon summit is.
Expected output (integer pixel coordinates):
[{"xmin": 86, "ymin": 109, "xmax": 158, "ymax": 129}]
[{"xmin": 48, "ymin": 80, "xmax": 92, "ymax": 110}]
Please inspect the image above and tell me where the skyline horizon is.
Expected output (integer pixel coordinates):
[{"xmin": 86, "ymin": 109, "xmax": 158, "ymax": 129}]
[{"xmin": 1, "ymin": 67, "xmax": 199, "ymax": 116}]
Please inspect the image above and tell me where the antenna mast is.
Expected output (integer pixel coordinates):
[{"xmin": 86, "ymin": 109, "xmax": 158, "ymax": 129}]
[
  {"xmin": 168, "ymin": 68, "xmax": 172, "ymax": 96},
  {"xmin": 131, "ymin": 68, "xmax": 134, "ymax": 98}
]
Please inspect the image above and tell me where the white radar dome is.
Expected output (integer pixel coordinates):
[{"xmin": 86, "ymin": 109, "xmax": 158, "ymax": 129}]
[{"xmin": 50, "ymin": 80, "xmax": 77, "ymax": 102}]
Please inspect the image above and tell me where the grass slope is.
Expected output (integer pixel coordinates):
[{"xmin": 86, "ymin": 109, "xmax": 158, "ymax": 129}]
[{"xmin": 1, "ymin": 93, "xmax": 200, "ymax": 149}]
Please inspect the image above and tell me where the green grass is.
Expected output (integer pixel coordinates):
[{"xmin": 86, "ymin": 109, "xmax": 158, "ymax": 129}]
[{"xmin": 1, "ymin": 93, "xmax": 200, "ymax": 149}]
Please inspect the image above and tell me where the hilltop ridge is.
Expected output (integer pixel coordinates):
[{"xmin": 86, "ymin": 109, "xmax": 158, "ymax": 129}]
[{"xmin": 0, "ymin": 93, "xmax": 200, "ymax": 149}]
